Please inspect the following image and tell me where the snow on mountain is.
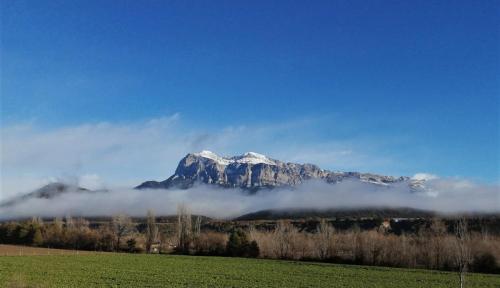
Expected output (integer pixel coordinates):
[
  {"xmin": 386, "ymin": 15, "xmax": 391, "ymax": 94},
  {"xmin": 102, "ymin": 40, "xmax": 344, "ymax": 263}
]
[
  {"xmin": 195, "ymin": 150, "xmax": 232, "ymax": 165},
  {"xmin": 136, "ymin": 151, "xmax": 425, "ymax": 192},
  {"xmin": 233, "ymin": 152, "xmax": 277, "ymax": 165},
  {"xmin": 195, "ymin": 150, "xmax": 277, "ymax": 166}
]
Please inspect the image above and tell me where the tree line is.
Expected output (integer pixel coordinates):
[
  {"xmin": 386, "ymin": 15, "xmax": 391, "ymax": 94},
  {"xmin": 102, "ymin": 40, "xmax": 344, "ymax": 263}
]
[{"xmin": 0, "ymin": 208, "xmax": 498, "ymax": 278}]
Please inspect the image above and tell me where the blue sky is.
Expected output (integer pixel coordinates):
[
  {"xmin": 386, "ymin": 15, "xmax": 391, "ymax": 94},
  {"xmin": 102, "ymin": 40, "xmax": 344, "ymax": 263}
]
[{"xmin": 1, "ymin": 0, "xmax": 499, "ymax": 193}]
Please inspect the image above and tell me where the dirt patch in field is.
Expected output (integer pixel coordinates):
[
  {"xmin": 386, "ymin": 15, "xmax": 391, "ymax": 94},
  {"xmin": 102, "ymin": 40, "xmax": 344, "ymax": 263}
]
[{"xmin": 0, "ymin": 245, "xmax": 104, "ymax": 256}]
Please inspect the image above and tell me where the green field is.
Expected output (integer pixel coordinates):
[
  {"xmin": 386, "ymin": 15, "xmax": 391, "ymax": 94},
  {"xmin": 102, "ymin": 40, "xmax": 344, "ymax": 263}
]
[{"xmin": 0, "ymin": 254, "xmax": 499, "ymax": 288}]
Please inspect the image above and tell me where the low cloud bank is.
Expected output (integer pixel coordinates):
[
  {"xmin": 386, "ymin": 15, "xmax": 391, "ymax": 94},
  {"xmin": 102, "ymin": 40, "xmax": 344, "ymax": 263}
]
[
  {"xmin": 0, "ymin": 115, "xmax": 416, "ymax": 201},
  {"xmin": 1, "ymin": 178, "xmax": 498, "ymax": 220}
]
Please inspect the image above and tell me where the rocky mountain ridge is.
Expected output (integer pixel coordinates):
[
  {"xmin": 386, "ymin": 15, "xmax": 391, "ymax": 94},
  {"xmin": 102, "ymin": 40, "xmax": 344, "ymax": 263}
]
[
  {"xmin": 0, "ymin": 151, "xmax": 425, "ymax": 209},
  {"xmin": 136, "ymin": 151, "xmax": 424, "ymax": 191}
]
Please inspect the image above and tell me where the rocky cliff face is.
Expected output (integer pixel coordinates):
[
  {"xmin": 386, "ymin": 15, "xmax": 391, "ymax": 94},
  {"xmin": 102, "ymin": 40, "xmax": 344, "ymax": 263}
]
[{"xmin": 135, "ymin": 151, "xmax": 421, "ymax": 191}]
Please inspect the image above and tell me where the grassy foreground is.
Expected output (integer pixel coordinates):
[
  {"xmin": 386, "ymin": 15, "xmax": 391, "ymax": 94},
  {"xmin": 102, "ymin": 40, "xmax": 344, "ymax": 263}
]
[{"xmin": 0, "ymin": 253, "xmax": 499, "ymax": 288}]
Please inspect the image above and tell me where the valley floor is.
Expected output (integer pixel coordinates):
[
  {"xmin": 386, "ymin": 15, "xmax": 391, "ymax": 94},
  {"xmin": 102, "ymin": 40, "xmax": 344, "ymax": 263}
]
[{"xmin": 0, "ymin": 249, "xmax": 499, "ymax": 288}]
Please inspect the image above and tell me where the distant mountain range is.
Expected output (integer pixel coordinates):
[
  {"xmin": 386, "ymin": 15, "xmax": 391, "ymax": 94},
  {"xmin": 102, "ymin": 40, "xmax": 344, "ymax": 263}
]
[
  {"xmin": 1, "ymin": 151, "xmax": 426, "ymax": 209},
  {"xmin": 136, "ymin": 151, "xmax": 425, "ymax": 192}
]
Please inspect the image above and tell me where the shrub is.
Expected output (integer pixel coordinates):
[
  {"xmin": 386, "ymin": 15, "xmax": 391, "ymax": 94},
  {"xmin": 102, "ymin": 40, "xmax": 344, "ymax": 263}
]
[
  {"xmin": 248, "ymin": 240, "xmax": 260, "ymax": 258},
  {"xmin": 471, "ymin": 252, "xmax": 498, "ymax": 274},
  {"xmin": 126, "ymin": 238, "xmax": 137, "ymax": 253},
  {"xmin": 226, "ymin": 229, "xmax": 259, "ymax": 258}
]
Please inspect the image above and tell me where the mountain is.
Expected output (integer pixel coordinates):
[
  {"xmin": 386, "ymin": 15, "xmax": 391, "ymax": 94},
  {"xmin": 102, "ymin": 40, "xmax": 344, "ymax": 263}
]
[
  {"xmin": 235, "ymin": 207, "xmax": 435, "ymax": 221},
  {"xmin": 0, "ymin": 182, "xmax": 103, "ymax": 208},
  {"xmin": 136, "ymin": 150, "xmax": 424, "ymax": 191}
]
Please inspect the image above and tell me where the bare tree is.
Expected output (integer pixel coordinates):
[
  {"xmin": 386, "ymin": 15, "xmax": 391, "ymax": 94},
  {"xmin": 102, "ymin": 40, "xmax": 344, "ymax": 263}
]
[
  {"xmin": 398, "ymin": 232, "xmax": 414, "ymax": 268},
  {"xmin": 351, "ymin": 225, "xmax": 364, "ymax": 263},
  {"xmin": 454, "ymin": 218, "xmax": 471, "ymax": 288},
  {"xmin": 65, "ymin": 215, "xmax": 74, "ymax": 230},
  {"xmin": 317, "ymin": 219, "xmax": 335, "ymax": 260},
  {"xmin": 74, "ymin": 217, "xmax": 90, "ymax": 232},
  {"xmin": 112, "ymin": 214, "xmax": 134, "ymax": 251},
  {"xmin": 53, "ymin": 217, "xmax": 63, "ymax": 230},
  {"xmin": 272, "ymin": 220, "xmax": 297, "ymax": 259},
  {"xmin": 177, "ymin": 204, "xmax": 192, "ymax": 253},
  {"xmin": 193, "ymin": 216, "xmax": 201, "ymax": 238},
  {"xmin": 145, "ymin": 209, "xmax": 159, "ymax": 253},
  {"xmin": 31, "ymin": 216, "xmax": 44, "ymax": 226},
  {"xmin": 480, "ymin": 221, "xmax": 490, "ymax": 241},
  {"xmin": 430, "ymin": 218, "xmax": 447, "ymax": 269}
]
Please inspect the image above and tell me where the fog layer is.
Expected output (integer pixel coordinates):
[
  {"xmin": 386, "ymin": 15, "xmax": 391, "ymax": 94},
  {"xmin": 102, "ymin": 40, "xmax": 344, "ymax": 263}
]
[{"xmin": 1, "ymin": 178, "xmax": 498, "ymax": 219}]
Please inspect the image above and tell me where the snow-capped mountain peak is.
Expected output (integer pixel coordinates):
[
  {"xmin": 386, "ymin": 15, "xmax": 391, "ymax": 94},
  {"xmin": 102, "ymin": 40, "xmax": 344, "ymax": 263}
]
[
  {"xmin": 196, "ymin": 150, "xmax": 219, "ymax": 158},
  {"xmin": 193, "ymin": 150, "xmax": 276, "ymax": 166},
  {"xmin": 136, "ymin": 151, "xmax": 425, "ymax": 191},
  {"xmin": 232, "ymin": 152, "xmax": 276, "ymax": 165},
  {"xmin": 194, "ymin": 150, "xmax": 232, "ymax": 165}
]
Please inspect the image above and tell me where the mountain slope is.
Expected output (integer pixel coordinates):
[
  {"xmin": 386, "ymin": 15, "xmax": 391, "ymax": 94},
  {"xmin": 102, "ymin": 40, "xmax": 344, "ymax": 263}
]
[
  {"xmin": 0, "ymin": 182, "xmax": 103, "ymax": 208},
  {"xmin": 136, "ymin": 151, "xmax": 423, "ymax": 191},
  {"xmin": 235, "ymin": 207, "xmax": 435, "ymax": 221}
]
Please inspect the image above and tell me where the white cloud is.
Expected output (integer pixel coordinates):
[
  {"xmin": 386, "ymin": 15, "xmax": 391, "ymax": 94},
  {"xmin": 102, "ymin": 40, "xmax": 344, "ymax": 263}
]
[
  {"xmin": 412, "ymin": 173, "xmax": 439, "ymax": 181},
  {"xmin": 78, "ymin": 174, "xmax": 104, "ymax": 191},
  {"xmin": 0, "ymin": 179, "xmax": 498, "ymax": 220},
  {"xmin": 1, "ymin": 113, "xmax": 498, "ymax": 217},
  {"xmin": 0, "ymin": 115, "xmax": 391, "ymax": 200},
  {"xmin": 2, "ymin": 114, "xmax": 498, "ymax": 217}
]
